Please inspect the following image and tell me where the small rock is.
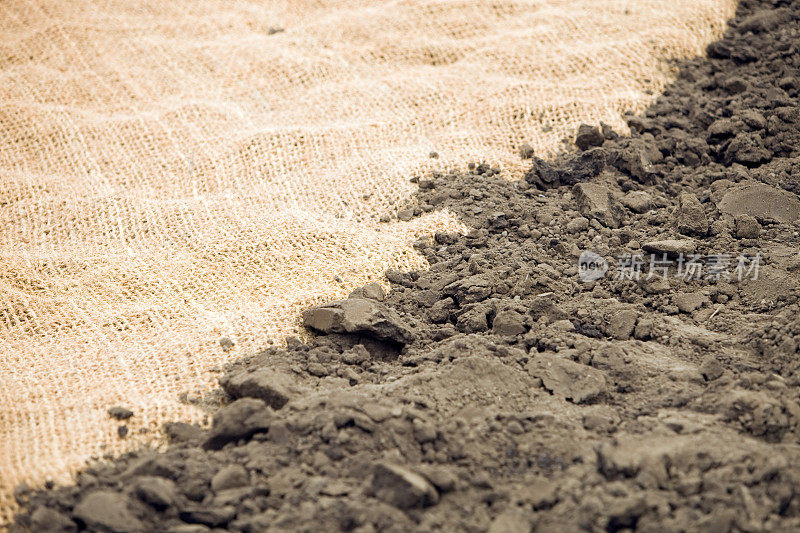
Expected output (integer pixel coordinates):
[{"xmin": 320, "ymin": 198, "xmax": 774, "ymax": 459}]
[
  {"xmin": 457, "ymin": 306, "xmax": 490, "ymax": 333},
  {"xmin": 575, "ymin": 124, "xmax": 605, "ymax": 151},
  {"xmin": 211, "ymin": 465, "xmax": 249, "ymax": 492},
  {"xmin": 606, "ymin": 309, "xmax": 638, "ymax": 340},
  {"xmin": 699, "ymin": 356, "xmax": 724, "ymax": 381},
  {"xmin": 528, "ymin": 354, "xmax": 607, "ymax": 404},
  {"xmin": 722, "ymin": 77, "xmax": 747, "ymax": 94},
  {"xmin": 621, "ymin": 191, "xmax": 652, "ymax": 213},
  {"xmin": 552, "ymin": 319, "xmax": 576, "ymax": 332},
  {"xmin": 412, "ymin": 419, "xmax": 438, "ymax": 443},
  {"xmin": 573, "ymin": 183, "xmax": 622, "ymax": 228},
  {"xmin": 675, "ymin": 193, "xmax": 708, "ymax": 236},
  {"xmin": 673, "ymin": 292, "xmax": 706, "ymax": 313},
  {"xmin": 30, "ymin": 507, "xmax": 76, "ymax": 532},
  {"xmin": 133, "ymin": 476, "xmax": 178, "ymax": 509},
  {"xmin": 307, "ymin": 362, "xmax": 328, "ymax": 377},
  {"xmin": 203, "ymin": 398, "xmax": 273, "ymax": 450},
  {"xmin": 582, "ymin": 407, "xmax": 620, "ymax": 433},
  {"xmin": 519, "ymin": 142, "xmax": 535, "ymax": 159},
  {"xmin": 492, "ymin": 308, "xmax": 527, "ymax": 336},
  {"xmin": 566, "ymin": 216, "xmax": 590, "ymax": 233},
  {"xmin": 723, "ymin": 133, "xmax": 770, "ymax": 166},
  {"xmin": 642, "ymin": 239, "xmax": 696, "ymax": 256},
  {"xmin": 417, "ymin": 466, "xmax": 457, "ymax": 493},
  {"xmin": 219, "ymin": 337, "xmax": 235, "ymax": 352},
  {"xmin": 349, "ymin": 282, "xmax": 386, "ymax": 301},
  {"xmin": 518, "ymin": 476, "xmax": 559, "ymax": 509},
  {"xmin": 166, "ymin": 526, "xmax": 211, "ymax": 533},
  {"xmin": 717, "ymin": 181, "xmax": 800, "ymax": 223},
  {"xmin": 179, "ymin": 506, "xmax": 237, "ymax": 528},
  {"xmin": 73, "ymin": 491, "xmax": 143, "ymax": 533},
  {"xmin": 220, "ymin": 368, "xmax": 296, "ymax": 409},
  {"xmin": 634, "ymin": 317, "xmax": 655, "ymax": 340},
  {"xmin": 734, "ymin": 214, "xmax": 761, "ymax": 239},
  {"xmin": 302, "ymin": 298, "xmax": 415, "ymax": 345},
  {"xmin": 370, "ymin": 463, "xmax": 439, "ymax": 509},
  {"xmin": 488, "ymin": 508, "xmax": 532, "ymax": 533},
  {"xmin": 117, "ymin": 425, "xmax": 128, "ymax": 439},
  {"xmin": 397, "ymin": 208, "xmax": 414, "ymax": 221},
  {"xmin": 108, "ymin": 406, "xmax": 133, "ymax": 421},
  {"xmin": 164, "ymin": 422, "xmax": 204, "ymax": 443},
  {"xmin": 609, "ymin": 138, "xmax": 661, "ymax": 182}
]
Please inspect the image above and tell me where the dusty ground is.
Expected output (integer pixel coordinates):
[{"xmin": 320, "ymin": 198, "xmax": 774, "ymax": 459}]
[{"xmin": 11, "ymin": 0, "xmax": 800, "ymax": 531}]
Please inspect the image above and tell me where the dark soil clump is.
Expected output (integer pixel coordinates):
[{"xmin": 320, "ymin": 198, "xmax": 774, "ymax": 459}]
[{"xmin": 11, "ymin": 0, "xmax": 800, "ymax": 531}]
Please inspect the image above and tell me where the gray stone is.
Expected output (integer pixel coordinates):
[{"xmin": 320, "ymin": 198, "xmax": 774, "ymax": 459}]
[
  {"xmin": 528, "ymin": 354, "xmax": 607, "ymax": 404},
  {"xmin": 370, "ymin": 463, "xmax": 439, "ymax": 509},
  {"xmin": 734, "ymin": 214, "xmax": 762, "ymax": 239},
  {"xmin": 179, "ymin": 506, "xmax": 236, "ymax": 528},
  {"xmin": 673, "ymin": 292, "xmax": 706, "ymax": 313},
  {"xmin": 519, "ymin": 142, "xmax": 535, "ymax": 159},
  {"xmin": 492, "ymin": 308, "xmax": 526, "ymax": 336},
  {"xmin": 302, "ymin": 298, "xmax": 414, "ymax": 345},
  {"xmin": 575, "ymin": 124, "xmax": 605, "ymax": 151},
  {"xmin": 675, "ymin": 193, "xmax": 708, "ymax": 236},
  {"xmin": 211, "ymin": 465, "xmax": 249, "ymax": 492},
  {"xmin": 488, "ymin": 508, "xmax": 532, "ymax": 533},
  {"xmin": 203, "ymin": 398, "xmax": 272, "ymax": 450},
  {"xmin": 609, "ymin": 138, "xmax": 661, "ymax": 182},
  {"xmin": 30, "ymin": 507, "xmax": 76, "ymax": 532},
  {"xmin": 606, "ymin": 309, "xmax": 638, "ymax": 340},
  {"xmin": 573, "ymin": 183, "xmax": 622, "ymax": 228},
  {"xmin": 219, "ymin": 336, "xmax": 235, "ymax": 352},
  {"xmin": 73, "ymin": 491, "xmax": 143, "ymax": 533},
  {"xmin": 220, "ymin": 368, "xmax": 296, "ymax": 409},
  {"xmin": 621, "ymin": 191, "xmax": 652, "ymax": 213},
  {"xmin": 108, "ymin": 406, "xmax": 133, "ymax": 420},
  {"xmin": 718, "ymin": 181, "xmax": 800, "ymax": 223},
  {"xmin": 397, "ymin": 208, "xmax": 414, "ymax": 221},
  {"xmin": 566, "ymin": 216, "xmax": 590, "ymax": 233},
  {"xmin": 699, "ymin": 356, "xmax": 724, "ymax": 381},
  {"xmin": 132, "ymin": 476, "xmax": 177, "ymax": 509},
  {"xmin": 348, "ymin": 281, "xmax": 386, "ymax": 301}
]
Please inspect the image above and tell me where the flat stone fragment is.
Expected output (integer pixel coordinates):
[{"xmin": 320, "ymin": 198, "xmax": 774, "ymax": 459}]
[
  {"xmin": 220, "ymin": 368, "xmax": 296, "ymax": 409},
  {"xmin": 528, "ymin": 354, "xmax": 607, "ymax": 404},
  {"xmin": 642, "ymin": 239, "xmax": 697, "ymax": 256},
  {"xmin": 302, "ymin": 297, "xmax": 415, "ymax": 344},
  {"xmin": 370, "ymin": 463, "xmax": 439, "ymax": 509},
  {"xmin": 203, "ymin": 398, "xmax": 272, "ymax": 450},
  {"xmin": 675, "ymin": 192, "xmax": 708, "ymax": 236},
  {"xmin": 73, "ymin": 491, "xmax": 143, "ymax": 533},
  {"xmin": 573, "ymin": 183, "xmax": 622, "ymax": 228},
  {"xmin": 717, "ymin": 181, "xmax": 800, "ymax": 223}
]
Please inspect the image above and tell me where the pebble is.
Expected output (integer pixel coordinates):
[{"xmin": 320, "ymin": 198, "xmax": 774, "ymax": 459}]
[
  {"xmin": 573, "ymin": 183, "xmax": 622, "ymax": 228},
  {"xmin": 675, "ymin": 192, "xmax": 708, "ymax": 236},
  {"xmin": 370, "ymin": 463, "xmax": 439, "ymax": 509},
  {"xmin": 73, "ymin": 491, "xmax": 143, "ymax": 533}
]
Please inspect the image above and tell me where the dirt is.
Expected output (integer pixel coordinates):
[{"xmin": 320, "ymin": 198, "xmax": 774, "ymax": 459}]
[{"xmin": 10, "ymin": 0, "xmax": 800, "ymax": 531}]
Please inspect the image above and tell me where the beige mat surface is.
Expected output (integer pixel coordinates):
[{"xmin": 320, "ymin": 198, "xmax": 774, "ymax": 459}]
[{"xmin": 0, "ymin": 0, "xmax": 736, "ymax": 523}]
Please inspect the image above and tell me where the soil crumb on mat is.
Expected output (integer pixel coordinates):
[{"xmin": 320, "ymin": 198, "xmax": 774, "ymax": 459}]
[{"xmin": 11, "ymin": 0, "xmax": 800, "ymax": 531}]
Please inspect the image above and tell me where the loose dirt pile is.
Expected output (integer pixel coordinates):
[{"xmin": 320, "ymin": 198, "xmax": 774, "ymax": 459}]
[{"xmin": 11, "ymin": 0, "xmax": 800, "ymax": 531}]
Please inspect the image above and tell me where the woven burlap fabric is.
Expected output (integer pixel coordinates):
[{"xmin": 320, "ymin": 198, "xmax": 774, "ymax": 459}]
[{"xmin": 0, "ymin": 0, "xmax": 736, "ymax": 523}]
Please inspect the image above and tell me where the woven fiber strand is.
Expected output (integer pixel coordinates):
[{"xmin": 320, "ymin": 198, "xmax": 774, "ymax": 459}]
[{"xmin": 0, "ymin": 0, "xmax": 736, "ymax": 523}]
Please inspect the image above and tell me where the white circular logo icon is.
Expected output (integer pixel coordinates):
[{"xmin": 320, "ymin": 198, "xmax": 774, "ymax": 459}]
[{"xmin": 578, "ymin": 251, "xmax": 607, "ymax": 282}]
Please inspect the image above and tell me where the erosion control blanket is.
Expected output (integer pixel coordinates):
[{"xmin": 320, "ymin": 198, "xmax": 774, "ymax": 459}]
[{"xmin": 0, "ymin": 0, "xmax": 735, "ymax": 522}]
